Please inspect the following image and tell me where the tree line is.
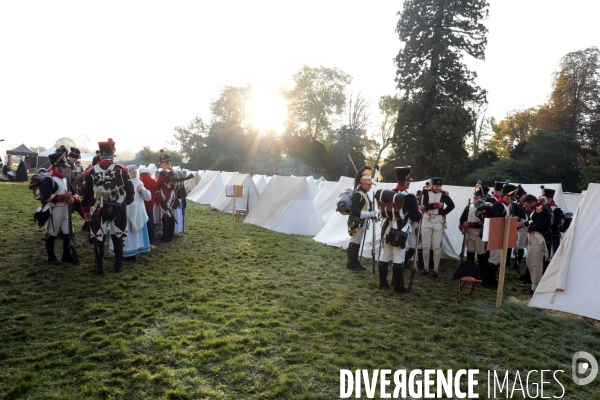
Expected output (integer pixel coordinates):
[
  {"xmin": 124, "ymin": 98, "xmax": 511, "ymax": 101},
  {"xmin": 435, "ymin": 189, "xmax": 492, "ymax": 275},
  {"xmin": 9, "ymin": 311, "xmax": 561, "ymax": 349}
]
[{"xmin": 54, "ymin": 1, "xmax": 600, "ymax": 193}]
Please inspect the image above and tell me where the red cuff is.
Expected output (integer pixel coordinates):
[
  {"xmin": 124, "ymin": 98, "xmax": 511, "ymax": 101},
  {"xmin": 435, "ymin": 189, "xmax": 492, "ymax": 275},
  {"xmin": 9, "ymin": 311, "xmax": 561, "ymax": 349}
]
[
  {"xmin": 81, "ymin": 207, "xmax": 90, "ymax": 214},
  {"xmin": 126, "ymin": 200, "xmax": 133, "ymax": 205},
  {"xmin": 56, "ymin": 194, "xmax": 66, "ymax": 202}
]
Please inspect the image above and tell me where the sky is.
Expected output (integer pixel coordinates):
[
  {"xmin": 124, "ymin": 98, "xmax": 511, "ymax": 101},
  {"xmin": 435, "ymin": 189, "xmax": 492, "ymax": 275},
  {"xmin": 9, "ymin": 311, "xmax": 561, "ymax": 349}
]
[{"xmin": 0, "ymin": 0, "xmax": 598, "ymax": 158}]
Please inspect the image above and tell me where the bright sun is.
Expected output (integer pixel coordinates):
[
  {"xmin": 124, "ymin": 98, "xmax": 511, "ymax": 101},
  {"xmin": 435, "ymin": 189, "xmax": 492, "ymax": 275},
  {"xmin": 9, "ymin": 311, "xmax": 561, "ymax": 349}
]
[{"xmin": 245, "ymin": 88, "xmax": 288, "ymax": 134}]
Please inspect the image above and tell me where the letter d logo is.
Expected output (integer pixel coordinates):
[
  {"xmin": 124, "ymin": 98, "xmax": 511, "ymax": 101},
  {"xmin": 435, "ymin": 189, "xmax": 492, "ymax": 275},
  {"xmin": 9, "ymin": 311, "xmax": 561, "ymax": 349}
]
[{"xmin": 572, "ymin": 351, "xmax": 598, "ymax": 385}]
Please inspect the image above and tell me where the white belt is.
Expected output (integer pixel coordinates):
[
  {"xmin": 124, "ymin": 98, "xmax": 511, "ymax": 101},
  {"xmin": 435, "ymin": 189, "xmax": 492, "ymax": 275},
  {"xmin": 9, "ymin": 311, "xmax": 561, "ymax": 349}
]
[{"xmin": 426, "ymin": 213, "xmax": 443, "ymax": 219}]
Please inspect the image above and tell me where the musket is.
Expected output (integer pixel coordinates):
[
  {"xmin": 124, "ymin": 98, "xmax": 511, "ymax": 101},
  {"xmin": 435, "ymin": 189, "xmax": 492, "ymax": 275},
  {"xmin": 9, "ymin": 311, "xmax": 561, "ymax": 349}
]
[
  {"xmin": 347, "ymin": 154, "xmax": 357, "ymax": 175},
  {"xmin": 371, "ymin": 192, "xmax": 377, "ymax": 274},
  {"xmin": 459, "ymin": 197, "xmax": 470, "ymax": 263},
  {"xmin": 66, "ymin": 167, "xmax": 79, "ymax": 264},
  {"xmin": 408, "ymin": 189, "xmax": 424, "ymax": 292}
]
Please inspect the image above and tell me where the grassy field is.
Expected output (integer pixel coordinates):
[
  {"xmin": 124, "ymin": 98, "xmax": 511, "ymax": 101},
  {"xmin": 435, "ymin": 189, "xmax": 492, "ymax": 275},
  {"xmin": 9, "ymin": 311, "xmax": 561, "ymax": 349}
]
[{"xmin": 0, "ymin": 181, "xmax": 599, "ymax": 399}]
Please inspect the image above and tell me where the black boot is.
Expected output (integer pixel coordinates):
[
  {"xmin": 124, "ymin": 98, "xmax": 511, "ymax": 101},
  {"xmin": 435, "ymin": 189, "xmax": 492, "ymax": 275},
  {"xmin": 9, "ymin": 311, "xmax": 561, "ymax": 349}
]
[
  {"xmin": 45, "ymin": 235, "xmax": 60, "ymax": 265},
  {"xmin": 417, "ymin": 249, "xmax": 425, "ymax": 270},
  {"xmin": 91, "ymin": 239, "xmax": 105, "ymax": 275},
  {"xmin": 476, "ymin": 254, "xmax": 487, "ymax": 281},
  {"xmin": 392, "ymin": 263, "xmax": 407, "ymax": 293},
  {"xmin": 346, "ymin": 245, "xmax": 352, "ymax": 269},
  {"xmin": 429, "ymin": 249, "xmax": 435, "ymax": 270},
  {"xmin": 518, "ymin": 267, "xmax": 532, "ymax": 284},
  {"xmin": 378, "ymin": 261, "xmax": 390, "ymax": 289},
  {"xmin": 61, "ymin": 233, "xmax": 77, "ymax": 264},
  {"xmin": 485, "ymin": 263, "xmax": 499, "ymax": 289},
  {"xmin": 112, "ymin": 235, "xmax": 123, "ymax": 273},
  {"xmin": 466, "ymin": 251, "xmax": 475, "ymax": 262},
  {"xmin": 348, "ymin": 243, "xmax": 365, "ymax": 271},
  {"xmin": 543, "ymin": 260, "xmax": 550, "ymax": 275},
  {"xmin": 404, "ymin": 248, "xmax": 415, "ymax": 266}
]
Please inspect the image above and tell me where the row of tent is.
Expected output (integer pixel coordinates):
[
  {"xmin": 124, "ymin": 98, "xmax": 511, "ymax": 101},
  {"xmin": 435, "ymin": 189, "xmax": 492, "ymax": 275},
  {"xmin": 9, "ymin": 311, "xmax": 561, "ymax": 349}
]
[
  {"xmin": 173, "ymin": 169, "xmax": 579, "ymax": 262},
  {"xmin": 177, "ymin": 169, "xmax": 597, "ymax": 321}
]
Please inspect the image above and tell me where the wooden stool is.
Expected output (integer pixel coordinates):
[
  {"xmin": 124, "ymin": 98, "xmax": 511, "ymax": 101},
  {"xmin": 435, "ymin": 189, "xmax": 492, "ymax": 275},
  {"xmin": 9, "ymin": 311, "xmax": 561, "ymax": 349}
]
[
  {"xmin": 458, "ymin": 276, "xmax": 482, "ymax": 299},
  {"xmin": 235, "ymin": 208, "xmax": 248, "ymax": 221}
]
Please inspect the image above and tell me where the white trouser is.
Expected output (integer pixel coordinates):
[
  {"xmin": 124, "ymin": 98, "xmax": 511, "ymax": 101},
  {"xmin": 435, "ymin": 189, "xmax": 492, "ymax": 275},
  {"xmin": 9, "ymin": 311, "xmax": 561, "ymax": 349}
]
[
  {"xmin": 421, "ymin": 214, "xmax": 444, "ymax": 271},
  {"xmin": 45, "ymin": 203, "xmax": 71, "ymax": 237},
  {"xmin": 380, "ymin": 220, "xmax": 406, "ymax": 264},
  {"xmin": 349, "ymin": 226, "xmax": 365, "ymax": 245},
  {"xmin": 527, "ymin": 232, "xmax": 547, "ymax": 290},
  {"xmin": 466, "ymin": 228, "xmax": 485, "ymax": 255}
]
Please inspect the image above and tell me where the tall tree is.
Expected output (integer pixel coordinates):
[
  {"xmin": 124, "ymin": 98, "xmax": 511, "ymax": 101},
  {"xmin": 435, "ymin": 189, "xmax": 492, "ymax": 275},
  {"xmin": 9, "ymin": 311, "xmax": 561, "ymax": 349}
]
[
  {"xmin": 281, "ymin": 65, "xmax": 352, "ymax": 143},
  {"xmin": 372, "ymin": 95, "xmax": 403, "ymax": 171},
  {"xmin": 344, "ymin": 91, "xmax": 371, "ymax": 132},
  {"xmin": 171, "ymin": 115, "xmax": 210, "ymax": 170},
  {"xmin": 210, "ymin": 84, "xmax": 252, "ymax": 126},
  {"xmin": 540, "ymin": 47, "xmax": 600, "ymax": 152},
  {"xmin": 393, "ymin": 0, "xmax": 489, "ymax": 182}
]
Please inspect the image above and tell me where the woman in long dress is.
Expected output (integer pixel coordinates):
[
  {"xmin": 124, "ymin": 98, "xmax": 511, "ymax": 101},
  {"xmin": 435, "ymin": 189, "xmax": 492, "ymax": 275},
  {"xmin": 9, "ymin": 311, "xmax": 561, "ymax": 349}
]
[{"xmin": 110, "ymin": 165, "xmax": 151, "ymax": 260}]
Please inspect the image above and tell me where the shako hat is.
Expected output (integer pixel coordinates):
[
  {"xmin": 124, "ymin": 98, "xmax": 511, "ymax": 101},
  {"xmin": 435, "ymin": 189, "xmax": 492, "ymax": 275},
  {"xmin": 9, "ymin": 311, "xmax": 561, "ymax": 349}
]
[
  {"xmin": 98, "ymin": 138, "xmax": 116, "ymax": 157},
  {"xmin": 493, "ymin": 181, "xmax": 505, "ymax": 191},
  {"xmin": 159, "ymin": 149, "xmax": 171, "ymax": 164},
  {"xmin": 515, "ymin": 185, "xmax": 527, "ymax": 198},
  {"xmin": 430, "ymin": 177, "xmax": 444, "ymax": 186},
  {"xmin": 395, "ymin": 166, "xmax": 412, "ymax": 183},
  {"xmin": 501, "ymin": 183, "xmax": 519, "ymax": 200},
  {"xmin": 68, "ymin": 147, "xmax": 81, "ymax": 160},
  {"xmin": 541, "ymin": 185, "xmax": 555, "ymax": 198},
  {"xmin": 48, "ymin": 151, "xmax": 69, "ymax": 168},
  {"xmin": 474, "ymin": 180, "xmax": 489, "ymax": 197}
]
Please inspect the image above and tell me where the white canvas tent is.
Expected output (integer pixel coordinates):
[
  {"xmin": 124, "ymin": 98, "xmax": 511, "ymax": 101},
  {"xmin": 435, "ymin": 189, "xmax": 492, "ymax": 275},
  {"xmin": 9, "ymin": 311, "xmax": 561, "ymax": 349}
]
[
  {"xmin": 529, "ymin": 183, "xmax": 600, "ymax": 320},
  {"xmin": 244, "ymin": 176, "xmax": 325, "ymax": 235},
  {"xmin": 210, "ymin": 173, "xmax": 260, "ymax": 213},
  {"xmin": 147, "ymin": 163, "xmax": 157, "ymax": 175},
  {"xmin": 254, "ymin": 176, "xmax": 268, "ymax": 195},
  {"xmin": 306, "ymin": 176, "xmax": 319, "ymax": 198},
  {"xmin": 563, "ymin": 192, "xmax": 583, "ymax": 213},
  {"xmin": 185, "ymin": 170, "xmax": 202, "ymax": 194},
  {"xmin": 313, "ymin": 176, "xmax": 353, "ymax": 222},
  {"xmin": 187, "ymin": 170, "xmax": 224, "ymax": 204}
]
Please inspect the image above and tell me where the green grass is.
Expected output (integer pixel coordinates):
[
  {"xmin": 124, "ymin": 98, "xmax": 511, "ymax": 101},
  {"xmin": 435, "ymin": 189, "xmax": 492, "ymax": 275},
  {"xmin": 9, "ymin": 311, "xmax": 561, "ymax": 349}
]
[{"xmin": 0, "ymin": 181, "xmax": 599, "ymax": 399}]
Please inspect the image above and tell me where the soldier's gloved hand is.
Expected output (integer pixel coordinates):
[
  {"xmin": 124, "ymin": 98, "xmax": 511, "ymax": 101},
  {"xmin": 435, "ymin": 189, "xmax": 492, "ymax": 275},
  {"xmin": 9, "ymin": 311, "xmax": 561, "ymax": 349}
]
[
  {"xmin": 360, "ymin": 210, "xmax": 378, "ymax": 219},
  {"xmin": 418, "ymin": 205, "xmax": 425, "ymax": 212}
]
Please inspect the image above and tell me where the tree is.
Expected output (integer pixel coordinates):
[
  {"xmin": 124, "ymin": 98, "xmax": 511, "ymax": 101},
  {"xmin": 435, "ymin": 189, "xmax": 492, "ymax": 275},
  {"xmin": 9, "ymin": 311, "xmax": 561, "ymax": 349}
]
[
  {"xmin": 54, "ymin": 137, "xmax": 77, "ymax": 150},
  {"xmin": 344, "ymin": 91, "xmax": 371, "ymax": 133},
  {"xmin": 372, "ymin": 95, "xmax": 402, "ymax": 172},
  {"xmin": 467, "ymin": 103, "xmax": 492, "ymax": 158},
  {"xmin": 466, "ymin": 158, "xmax": 541, "ymax": 186},
  {"xmin": 484, "ymin": 117, "xmax": 511, "ymax": 159},
  {"xmin": 579, "ymin": 146, "xmax": 600, "ymax": 190},
  {"xmin": 134, "ymin": 147, "xmax": 183, "ymax": 167},
  {"xmin": 210, "ymin": 84, "xmax": 252, "ymax": 126},
  {"xmin": 328, "ymin": 126, "xmax": 367, "ymax": 178},
  {"xmin": 393, "ymin": 0, "xmax": 489, "ymax": 183},
  {"xmin": 526, "ymin": 131, "xmax": 580, "ymax": 191},
  {"xmin": 540, "ymin": 47, "xmax": 600, "ymax": 152},
  {"xmin": 281, "ymin": 65, "xmax": 352, "ymax": 143},
  {"xmin": 171, "ymin": 115, "xmax": 209, "ymax": 170}
]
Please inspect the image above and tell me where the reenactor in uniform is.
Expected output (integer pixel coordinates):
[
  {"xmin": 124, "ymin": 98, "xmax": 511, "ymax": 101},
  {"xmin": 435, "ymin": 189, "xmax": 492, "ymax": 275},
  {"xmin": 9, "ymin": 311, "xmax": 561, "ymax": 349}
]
[
  {"xmin": 540, "ymin": 186, "xmax": 563, "ymax": 257},
  {"xmin": 81, "ymin": 138, "xmax": 135, "ymax": 275},
  {"xmin": 519, "ymin": 194, "xmax": 552, "ymax": 294},
  {"xmin": 459, "ymin": 182, "xmax": 489, "ymax": 277},
  {"xmin": 484, "ymin": 183, "xmax": 519, "ymax": 289},
  {"xmin": 377, "ymin": 166, "xmax": 422, "ymax": 292},
  {"xmin": 491, "ymin": 181, "xmax": 505, "ymax": 201},
  {"xmin": 156, "ymin": 149, "xmax": 179, "ymax": 242},
  {"xmin": 346, "ymin": 166, "xmax": 377, "ymax": 271},
  {"xmin": 92, "ymin": 150, "xmax": 101, "ymax": 166},
  {"xmin": 419, "ymin": 177, "xmax": 455, "ymax": 278},
  {"xmin": 511, "ymin": 185, "xmax": 528, "ymax": 272},
  {"xmin": 39, "ymin": 151, "xmax": 79, "ymax": 265}
]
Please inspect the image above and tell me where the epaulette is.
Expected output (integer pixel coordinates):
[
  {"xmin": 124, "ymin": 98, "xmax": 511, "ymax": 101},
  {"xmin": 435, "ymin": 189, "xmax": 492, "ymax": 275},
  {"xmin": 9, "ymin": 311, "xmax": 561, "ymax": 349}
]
[
  {"xmin": 442, "ymin": 190, "xmax": 449, "ymax": 196},
  {"xmin": 120, "ymin": 165, "xmax": 128, "ymax": 173}
]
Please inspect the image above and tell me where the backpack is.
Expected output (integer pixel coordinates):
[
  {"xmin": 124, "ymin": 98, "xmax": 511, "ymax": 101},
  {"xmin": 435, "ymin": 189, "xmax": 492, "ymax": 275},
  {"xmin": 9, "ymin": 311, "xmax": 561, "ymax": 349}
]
[
  {"xmin": 336, "ymin": 188, "xmax": 353, "ymax": 215},
  {"xmin": 559, "ymin": 212, "xmax": 573, "ymax": 233}
]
